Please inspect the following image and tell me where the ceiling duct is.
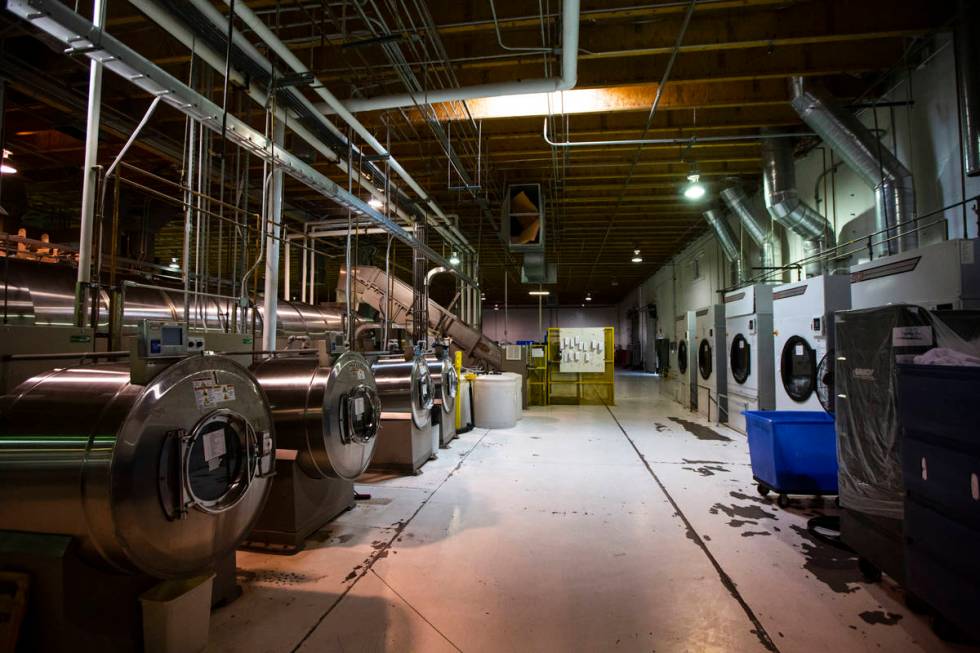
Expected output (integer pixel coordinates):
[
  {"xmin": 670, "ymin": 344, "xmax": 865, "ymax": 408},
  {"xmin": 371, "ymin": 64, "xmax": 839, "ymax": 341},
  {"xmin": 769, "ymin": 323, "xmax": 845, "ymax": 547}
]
[
  {"xmin": 520, "ymin": 252, "xmax": 557, "ymax": 284},
  {"xmin": 720, "ymin": 186, "xmax": 781, "ymax": 283},
  {"xmin": 955, "ymin": 0, "xmax": 980, "ymax": 177},
  {"xmin": 702, "ymin": 209, "xmax": 743, "ymax": 283},
  {"xmin": 760, "ymin": 131, "xmax": 835, "ymax": 277},
  {"xmin": 790, "ymin": 77, "xmax": 917, "ymax": 256}
]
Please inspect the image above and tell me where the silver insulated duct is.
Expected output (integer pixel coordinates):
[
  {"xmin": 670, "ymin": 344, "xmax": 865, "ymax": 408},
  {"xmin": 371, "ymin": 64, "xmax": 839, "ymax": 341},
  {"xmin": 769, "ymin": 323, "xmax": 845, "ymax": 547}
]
[
  {"xmin": 955, "ymin": 0, "xmax": 980, "ymax": 178},
  {"xmin": 761, "ymin": 132, "xmax": 835, "ymax": 276},
  {"xmin": 790, "ymin": 77, "xmax": 916, "ymax": 256},
  {"xmin": 703, "ymin": 209, "xmax": 743, "ymax": 283},
  {"xmin": 720, "ymin": 186, "xmax": 779, "ymax": 282}
]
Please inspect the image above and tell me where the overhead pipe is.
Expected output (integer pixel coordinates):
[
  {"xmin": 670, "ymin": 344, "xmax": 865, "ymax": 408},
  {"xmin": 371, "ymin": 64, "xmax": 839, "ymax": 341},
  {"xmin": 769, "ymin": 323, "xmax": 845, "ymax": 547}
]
[
  {"xmin": 543, "ymin": 122, "xmax": 813, "ymax": 148},
  {"xmin": 328, "ymin": 0, "xmax": 579, "ymax": 114},
  {"xmin": 790, "ymin": 77, "xmax": 916, "ymax": 256},
  {"xmin": 220, "ymin": 0, "xmax": 473, "ymax": 256},
  {"xmin": 955, "ymin": 0, "xmax": 980, "ymax": 177},
  {"xmin": 760, "ymin": 131, "xmax": 835, "ymax": 277},
  {"xmin": 720, "ymin": 185, "xmax": 780, "ymax": 283},
  {"xmin": 261, "ymin": 120, "xmax": 286, "ymax": 353},
  {"xmin": 702, "ymin": 208, "xmax": 743, "ymax": 283}
]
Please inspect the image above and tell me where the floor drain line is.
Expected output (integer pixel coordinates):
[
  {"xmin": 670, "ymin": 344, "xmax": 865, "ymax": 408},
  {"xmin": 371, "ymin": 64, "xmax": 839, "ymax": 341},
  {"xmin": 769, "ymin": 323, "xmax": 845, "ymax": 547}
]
[{"xmin": 601, "ymin": 402, "xmax": 780, "ymax": 653}]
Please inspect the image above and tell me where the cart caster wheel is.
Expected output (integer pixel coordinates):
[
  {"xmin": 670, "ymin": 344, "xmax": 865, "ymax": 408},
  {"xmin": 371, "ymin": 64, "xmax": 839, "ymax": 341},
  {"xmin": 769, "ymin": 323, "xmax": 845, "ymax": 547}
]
[
  {"xmin": 904, "ymin": 592, "xmax": 929, "ymax": 615},
  {"xmin": 757, "ymin": 484, "xmax": 770, "ymax": 497},
  {"xmin": 776, "ymin": 494, "xmax": 790, "ymax": 508},
  {"xmin": 858, "ymin": 557, "xmax": 882, "ymax": 583}
]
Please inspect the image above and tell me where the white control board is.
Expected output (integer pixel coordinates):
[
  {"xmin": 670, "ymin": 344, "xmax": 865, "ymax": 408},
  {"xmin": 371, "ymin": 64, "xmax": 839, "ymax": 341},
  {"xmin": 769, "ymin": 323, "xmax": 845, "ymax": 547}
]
[{"xmin": 558, "ymin": 327, "xmax": 606, "ymax": 373}]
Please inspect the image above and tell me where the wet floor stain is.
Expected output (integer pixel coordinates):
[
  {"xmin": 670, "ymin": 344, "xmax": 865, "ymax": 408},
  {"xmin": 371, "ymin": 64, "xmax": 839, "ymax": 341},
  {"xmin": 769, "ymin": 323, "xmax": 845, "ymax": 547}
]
[
  {"xmin": 741, "ymin": 530, "xmax": 772, "ymax": 538},
  {"xmin": 683, "ymin": 464, "xmax": 730, "ymax": 477},
  {"xmin": 309, "ymin": 530, "xmax": 355, "ymax": 544},
  {"xmin": 859, "ymin": 610, "xmax": 903, "ymax": 626},
  {"xmin": 728, "ymin": 490, "xmax": 769, "ymax": 505},
  {"xmin": 683, "ymin": 458, "xmax": 728, "ymax": 464},
  {"xmin": 711, "ymin": 503, "xmax": 777, "ymax": 521},
  {"xmin": 238, "ymin": 569, "xmax": 324, "ymax": 586},
  {"xmin": 790, "ymin": 524, "xmax": 861, "ymax": 594},
  {"xmin": 654, "ymin": 422, "xmax": 669, "ymax": 432},
  {"xmin": 669, "ymin": 417, "xmax": 731, "ymax": 442}
]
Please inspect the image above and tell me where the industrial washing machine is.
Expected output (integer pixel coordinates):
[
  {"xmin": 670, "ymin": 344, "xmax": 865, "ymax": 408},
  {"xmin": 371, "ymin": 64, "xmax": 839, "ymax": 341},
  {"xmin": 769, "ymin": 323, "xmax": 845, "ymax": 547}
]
[
  {"xmin": 370, "ymin": 355, "xmax": 435, "ymax": 473},
  {"xmin": 694, "ymin": 304, "xmax": 727, "ymax": 421},
  {"xmin": 724, "ymin": 284, "xmax": 774, "ymax": 433},
  {"xmin": 850, "ymin": 238, "xmax": 980, "ymax": 309},
  {"xmin": 0, "ymin": 349, "xmax": 276, "ymax": 652},
  {"xmin": 669, "ymin": 311, "xmax": 696, "ymax": 408},
  {"xmin": 772, "ymin": 273, "xmax": 851, "ymax": 411},
  {"xmin": 426, "ymin": 354, "xmax": 459, "ymax": 447},
  {"xmin": 247, "ymin": 350, "xmax": 381, "ymax": 550}
]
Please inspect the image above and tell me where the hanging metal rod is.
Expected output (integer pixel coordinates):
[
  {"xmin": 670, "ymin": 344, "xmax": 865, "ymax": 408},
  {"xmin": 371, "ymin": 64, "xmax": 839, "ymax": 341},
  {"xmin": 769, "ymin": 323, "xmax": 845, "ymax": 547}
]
[{"xmin": 8, "ymin": 0, "xmax": 477, "ymax": 288}]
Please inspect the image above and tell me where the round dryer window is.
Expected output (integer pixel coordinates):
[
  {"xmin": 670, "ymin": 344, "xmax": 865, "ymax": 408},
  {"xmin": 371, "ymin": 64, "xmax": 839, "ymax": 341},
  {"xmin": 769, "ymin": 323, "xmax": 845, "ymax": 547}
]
[
  {"xmin": 677, "ymin": 340, "xmax": 688, "ymax": 374},
  {"xmin": 781, "ymin": 335, "xmax": 817, "ymax": 402},
  {"xmin": 698, "ymin": 339, "xmax": 712, "ymax": 380},
  {"xmin": 730, "ymin": 334, "xmax": 751, "ymax": 384}
]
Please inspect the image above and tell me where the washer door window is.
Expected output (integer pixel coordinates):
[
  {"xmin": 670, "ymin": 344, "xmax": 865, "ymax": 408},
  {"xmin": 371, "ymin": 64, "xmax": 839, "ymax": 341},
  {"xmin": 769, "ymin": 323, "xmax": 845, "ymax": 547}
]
[
  {"xmin": 677, "ymin": 340, "xmax": 688, "ymax": 375},
  {"xmin": 698, "ymin": 339, "xmax": 713, "ymax": 380},
  {"xmin": 730, "ymin": 334, "xmax": 751, "ymax": 384},
  {"xmin": 781, "ymin": 335, "xmax": 817, "ymax": 402}
]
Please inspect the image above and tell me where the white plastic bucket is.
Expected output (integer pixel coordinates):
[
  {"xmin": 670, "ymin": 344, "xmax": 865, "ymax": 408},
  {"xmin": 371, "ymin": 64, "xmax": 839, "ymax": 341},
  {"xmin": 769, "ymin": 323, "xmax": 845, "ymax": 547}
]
[
  {"xmin": 140, "ymin": 573, "xmax": 215, "ymax": 653},
  {"xmin": 459, "ymin": 377, "xmax": 472, "ymax": 428},
  {"xmin": 501, "ymin": 372, "xmax": 523, "ymax": 420},
  {"xmin": 473, "ymin": 374, "xmax": 519, "ymax": 429}
]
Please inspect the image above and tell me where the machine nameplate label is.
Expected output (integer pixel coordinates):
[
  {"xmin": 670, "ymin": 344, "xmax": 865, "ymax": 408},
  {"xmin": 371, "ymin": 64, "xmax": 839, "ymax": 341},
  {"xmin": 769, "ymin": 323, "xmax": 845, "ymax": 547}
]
[
  {"xmin": 203, "ymin": 430, "xmax": 227, "ymax": 468},
  {"xmin": 892, "ymin": 326, "xmax": 933, "ymax": 347},
  {"xmin": 192, "ymin": 380, "xmax": 237, "ymax": 408}
]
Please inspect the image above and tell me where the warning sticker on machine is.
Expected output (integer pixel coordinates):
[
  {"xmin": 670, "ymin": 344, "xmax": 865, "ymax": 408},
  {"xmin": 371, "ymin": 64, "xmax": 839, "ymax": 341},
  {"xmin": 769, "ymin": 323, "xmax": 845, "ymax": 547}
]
[
  {"xmin": 892, "ymin": 326, "xmax": 933, "ymax": 347},
  {"xmin": 192, "ymin": 380, "xmax": 237, "ymax": 408}
]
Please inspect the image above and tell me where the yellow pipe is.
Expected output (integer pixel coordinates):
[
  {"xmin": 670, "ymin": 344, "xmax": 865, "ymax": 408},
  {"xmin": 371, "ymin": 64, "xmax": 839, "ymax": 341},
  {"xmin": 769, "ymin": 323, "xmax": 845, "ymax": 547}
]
[{"xmin": 454, "ymin": 350, "xmax": 463, "ymax": 430}]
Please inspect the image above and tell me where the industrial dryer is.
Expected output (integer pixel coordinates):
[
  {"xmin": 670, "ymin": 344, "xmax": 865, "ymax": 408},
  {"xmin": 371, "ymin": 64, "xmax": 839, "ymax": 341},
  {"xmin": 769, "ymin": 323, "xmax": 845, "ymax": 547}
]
[
  {"xmin": 669, "ymin": 312, "xmax": 696, "ymax": 408},
  {"xmin": 772, "ymin": 274, "xmax": 851, "ymax": 411},
  {"xmin": 723, "ymin": 284, "xmax": 774, "ymax": 433},
  {"xmin": 426, "ymin": 354, "xmax": 459, "ymax": 447},
  {"xmin": 248, "ymin": 350, "xmax": 381, "ymax": 549},
  {"xmin": 370, "ymin": 355, "xmax": 435, "ymax": 473},
  {"xmin": 850, "ymin": 238, "xmax": 980, "ymax": 309},
  {"xmin": 694, "ymin": 304, "xmax": 727, "ymax": 422}
]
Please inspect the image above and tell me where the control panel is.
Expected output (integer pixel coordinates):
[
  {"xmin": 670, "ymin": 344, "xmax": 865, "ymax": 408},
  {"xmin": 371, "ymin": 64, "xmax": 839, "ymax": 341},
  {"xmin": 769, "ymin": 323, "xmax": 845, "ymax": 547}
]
[{"xmin": 138, "ymin": 321, "xmax": 204, "ymax": 358}]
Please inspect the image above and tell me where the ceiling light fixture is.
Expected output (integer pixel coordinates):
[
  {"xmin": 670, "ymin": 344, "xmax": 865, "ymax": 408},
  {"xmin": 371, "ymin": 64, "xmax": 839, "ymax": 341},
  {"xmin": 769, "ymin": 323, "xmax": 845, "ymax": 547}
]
[
  {"xmin": 585, "ymin": 293, "xmax": 592, "ymax": 302},
  {"xmin": 683, "ymin": 173, "xmax": 705, "ymax": 200},
  {"xmin": 631, "ymin": 249, "xmax": 643, "ymax": 263},
  {"xmin": 0, "ymin": 164, "xmax": 17, "ymax": 175},
  {"xmin": 449, "ymin": 251, "xmax": 461, "ymax": 266},
  {"xmin": 528, "ymin": 289, "xmax": 550, "ymax": 296},
  {"xmin": 367, "ymin": 197, "xmax": 384, "ymax": 210}
]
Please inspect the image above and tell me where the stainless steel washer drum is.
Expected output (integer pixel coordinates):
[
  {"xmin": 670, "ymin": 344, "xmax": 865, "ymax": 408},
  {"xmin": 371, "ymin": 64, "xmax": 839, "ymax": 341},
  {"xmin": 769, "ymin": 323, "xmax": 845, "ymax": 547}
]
[
  {"xmin": 372, "ymin": 356, "xmax": 434, "ymax": 429},
  {"xmin": 251, "ymin": 351, "xmax": 381, "ymax": 481},
  {"xmin": 426, "ymin": 356, "xmax": 458, "ymax": 416},
  {"xmin": 0, "ymin": 355, "xmax": 276, "ymax": 579}
]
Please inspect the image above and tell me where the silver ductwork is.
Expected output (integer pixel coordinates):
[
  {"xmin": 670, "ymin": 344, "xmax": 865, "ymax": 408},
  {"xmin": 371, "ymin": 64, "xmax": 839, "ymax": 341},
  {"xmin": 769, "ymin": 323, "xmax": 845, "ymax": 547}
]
[
  {"xmin": 955, "ymin": 0, "xmax": 980, "ymax": 177},
  {"xmin": 790, "ymin": 77, "xmax": 917, "ymax": 255},
  {"xmin": 703, "ymin": 209, "xmax": 743, "ymax": 283},
  {"xmin": 720, "ymin": 186, "xmax": 780, "ymax": 282},
  {"xmin": 761, "ymin": 132, "xmax": 835, "ymax": 277}
]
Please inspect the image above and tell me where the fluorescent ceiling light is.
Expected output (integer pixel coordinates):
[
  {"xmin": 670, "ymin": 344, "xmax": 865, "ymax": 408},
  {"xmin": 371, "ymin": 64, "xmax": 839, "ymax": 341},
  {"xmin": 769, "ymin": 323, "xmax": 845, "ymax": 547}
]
[
  {"xmin": 528, "ymin": 290, "xmax": 550, "ymax": 296},
  {"xmin": 449, "ymin": 251, "xmax": 460, "ymax": 266},
  {"xmin": 462, "ymin": 86, "xmax": 650, "ymax": 120},
  {"xmin": 368, "ymin": 197, "xmax": 384, "ymax": 209},
  {"xmin": 0, "ymin": 164, "xmax": 17, "ymax": 175}
]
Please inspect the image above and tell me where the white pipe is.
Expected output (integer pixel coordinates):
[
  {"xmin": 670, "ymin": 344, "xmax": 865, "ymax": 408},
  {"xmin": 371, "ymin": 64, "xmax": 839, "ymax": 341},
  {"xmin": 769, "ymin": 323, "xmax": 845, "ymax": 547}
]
[
  {"xmin": 334, "ymin": 0, "xmax": 580, "ymax": 114},
  {"xmin": 76, "ymin": 0, "xmax": 106, "ymax": 295},
  {"xmin": 262, "ymin": 120, "xmax": 285, "ymax": 352},
  {"xmin": 221, "ymin": 0, "xmax": 473, "ymax": 251}
]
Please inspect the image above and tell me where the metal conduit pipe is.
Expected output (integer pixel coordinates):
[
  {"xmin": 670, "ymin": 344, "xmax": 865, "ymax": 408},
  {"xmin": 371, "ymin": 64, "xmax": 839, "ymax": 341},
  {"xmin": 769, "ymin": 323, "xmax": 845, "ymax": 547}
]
[
  {"xmin": 702, "ymin": 209, "xmax": 742, "ymax": 283},
  {"xmin": 760, "ymin": 130, "xmax": 835, "ymax": 277},
  {"xmin": 220, "ymin": 0, "xmax": 473, "ymax": 254},
  {"xmin": 789, "ymin": 77, "xmax": 917, "ymax": 256},
  {"xmin": 955, "ymin": 0, "xmax": 980, "ymax": 177},
  {"xmin": 329, "ymin": 0, "xmax": 580, "ymax": 114},
  {"xmin": 720, "ymin": 185, "xmax": 779, "ymax": 282}
]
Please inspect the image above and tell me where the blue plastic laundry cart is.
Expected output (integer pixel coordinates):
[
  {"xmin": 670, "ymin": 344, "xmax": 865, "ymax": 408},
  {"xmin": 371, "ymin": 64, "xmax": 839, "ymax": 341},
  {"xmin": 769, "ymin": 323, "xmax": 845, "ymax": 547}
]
[{"xmin": 743, "ymin": 410, "xmax": 838, "ymax": 507}]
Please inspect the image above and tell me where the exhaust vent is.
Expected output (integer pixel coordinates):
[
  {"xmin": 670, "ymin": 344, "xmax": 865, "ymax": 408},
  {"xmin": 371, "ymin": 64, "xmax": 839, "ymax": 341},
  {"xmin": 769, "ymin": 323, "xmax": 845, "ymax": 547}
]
[
  {"xmin": 703, "ymin": 209, "xmax": 743, "ymax": 283},
  {"xmin": 720, "ymin": 185, "xmax": 781, "ymax": 282}
]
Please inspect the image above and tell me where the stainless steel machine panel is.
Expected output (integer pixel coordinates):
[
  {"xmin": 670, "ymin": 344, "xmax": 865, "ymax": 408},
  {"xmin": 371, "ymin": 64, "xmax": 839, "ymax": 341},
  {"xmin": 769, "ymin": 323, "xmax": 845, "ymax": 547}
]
[
  {"xmin": 425, "ymin": 355, "xmax": 458, "ymax": 417},
  {"xmin": 251, "ymin": 351, "xmax": 380, "ymax": 481},
  {"xmin": 694, "ymin": 304, "xmax": 726, "ymax": 421},
  {"xmin": 0, "ymin": 355, "xmax": 275, "ymax": 579},
  {"xmin": 724, "ymin": 284, "xmax": 775, "ymax": 433}
]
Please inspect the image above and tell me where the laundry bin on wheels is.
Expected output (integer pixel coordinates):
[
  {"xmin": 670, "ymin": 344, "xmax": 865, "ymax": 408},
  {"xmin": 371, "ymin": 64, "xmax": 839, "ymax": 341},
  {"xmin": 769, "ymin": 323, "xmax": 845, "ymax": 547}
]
[{"xmin": 743, "ymin": 410, "xmax": 838, "ymax": 507}]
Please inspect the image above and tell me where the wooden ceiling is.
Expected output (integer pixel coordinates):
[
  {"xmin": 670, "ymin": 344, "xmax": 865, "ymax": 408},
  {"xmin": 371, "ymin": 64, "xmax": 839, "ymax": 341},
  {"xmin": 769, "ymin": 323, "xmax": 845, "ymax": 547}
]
[{"xmin": 0, "ymin": 0, "xmax": 953, "ymax": 306}]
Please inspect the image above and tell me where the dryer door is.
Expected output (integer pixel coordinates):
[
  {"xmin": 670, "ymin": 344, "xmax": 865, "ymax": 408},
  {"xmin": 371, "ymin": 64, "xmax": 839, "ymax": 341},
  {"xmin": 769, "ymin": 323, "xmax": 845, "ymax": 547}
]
[
  {"xmin": 698, "ymin": 339, "xmax": 713, "ymax": 380},
  {"xmin": 677, "ymin": 340, "xmax": 688, "ymax": 375},
  {"xmin": 730, "ymin": 334, "xmax": 750, "ymax": 384},
  {"xmin": 780, "ymin": 335, "xmax": 817, "ymax": 402}
]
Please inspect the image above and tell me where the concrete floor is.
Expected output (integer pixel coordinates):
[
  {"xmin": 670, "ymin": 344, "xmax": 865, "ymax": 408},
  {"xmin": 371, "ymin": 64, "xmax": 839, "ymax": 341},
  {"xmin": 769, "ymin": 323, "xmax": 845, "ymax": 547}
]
[{"xmin": 210, "ymin": 372, "xmax": 973, "ymax": 653}]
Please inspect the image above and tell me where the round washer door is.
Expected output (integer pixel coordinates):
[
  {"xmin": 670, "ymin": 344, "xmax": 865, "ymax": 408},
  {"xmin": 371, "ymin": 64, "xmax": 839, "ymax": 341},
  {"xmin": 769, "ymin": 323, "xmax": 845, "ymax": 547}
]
[
  {"xmin": 781, "ymin": 335, "xmax": 817, "ymax": 402},
  {"xmin": 730, "ymin": 334, "xmax": 751, "ymax": 385},
  {"xmin": 698, "ymin": 339, "xmax": 713, "ymax": 380},
  {"xmin": 677, "ymin": 340, "xmax": 688, "ymax": 375}
]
